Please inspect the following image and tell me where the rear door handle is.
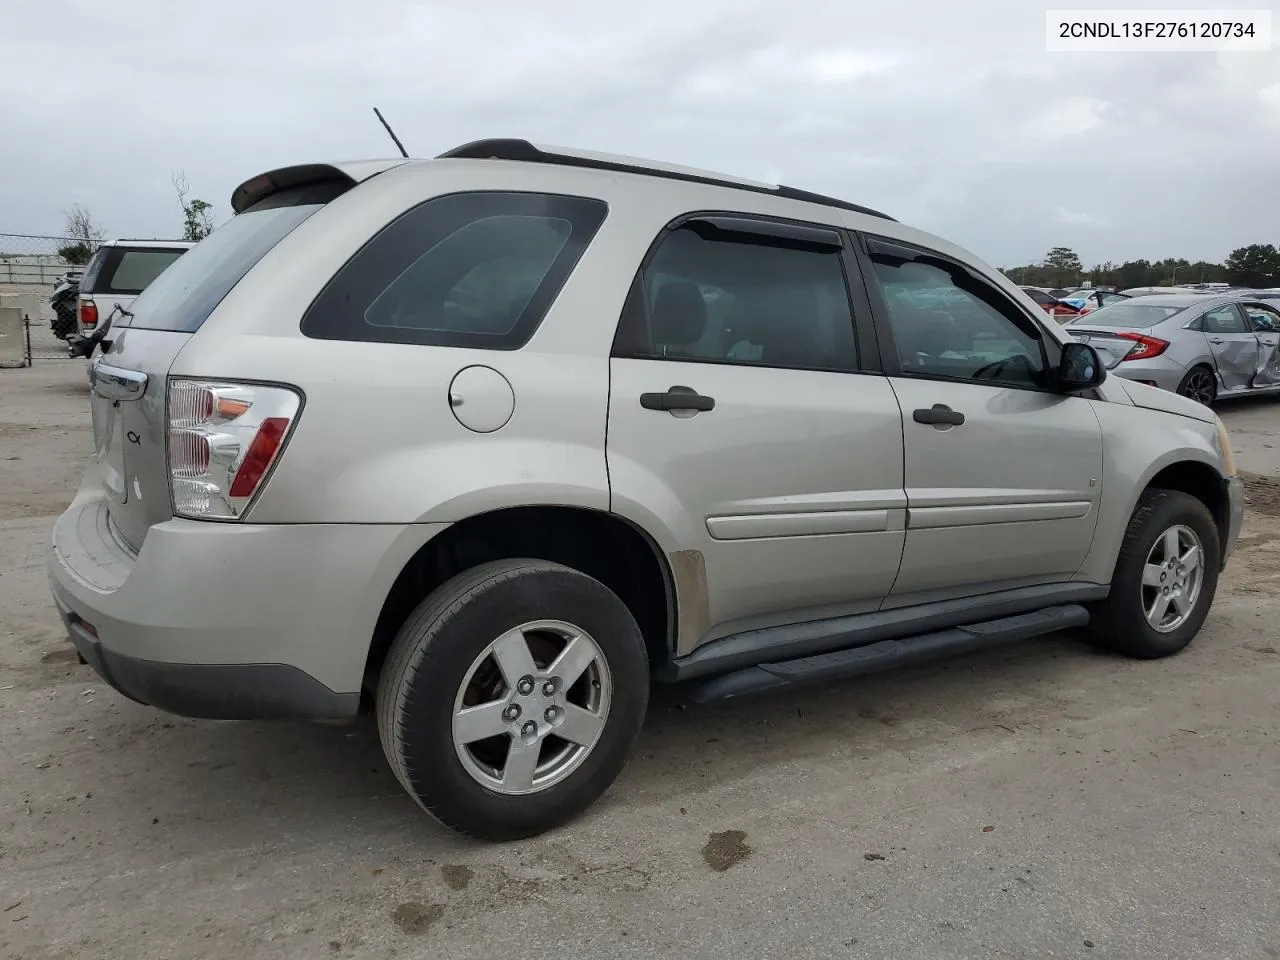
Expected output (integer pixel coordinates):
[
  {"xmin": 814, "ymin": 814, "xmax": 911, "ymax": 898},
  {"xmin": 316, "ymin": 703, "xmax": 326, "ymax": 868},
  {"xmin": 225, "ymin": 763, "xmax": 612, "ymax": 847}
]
[
  {"xmin": 1208, "ymin": 337, "xmax": 1226, "ymax": 344},
  {"xmin": 912, "ymin": 403, "xmax": 965, "ymax": 427},
  {"xmin": 640, "ymin": 385, "xmax": 715, "ymax": 412}
]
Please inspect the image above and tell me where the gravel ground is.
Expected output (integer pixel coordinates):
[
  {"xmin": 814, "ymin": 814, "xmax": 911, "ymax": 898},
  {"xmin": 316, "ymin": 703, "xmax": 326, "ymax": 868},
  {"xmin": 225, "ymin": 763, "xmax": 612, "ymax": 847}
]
[{"xmin": 2, "ymin": 324, "xmax": 1279, "ymax": 960}]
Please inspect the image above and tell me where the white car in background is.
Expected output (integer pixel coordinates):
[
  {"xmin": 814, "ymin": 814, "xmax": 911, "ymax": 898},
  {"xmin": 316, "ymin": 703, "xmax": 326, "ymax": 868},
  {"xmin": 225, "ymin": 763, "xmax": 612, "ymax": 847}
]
[{"xmin": 77, "ymin": 239, "xmax": 193, "ymax": 337}]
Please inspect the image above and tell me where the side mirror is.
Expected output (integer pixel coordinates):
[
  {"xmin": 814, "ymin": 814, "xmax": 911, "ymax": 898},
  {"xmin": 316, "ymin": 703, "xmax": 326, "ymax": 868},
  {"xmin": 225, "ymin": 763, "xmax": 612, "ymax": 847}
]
[{"xmin": 1058, "ymin": 341, "xmax": 1105, "ymax": 392}]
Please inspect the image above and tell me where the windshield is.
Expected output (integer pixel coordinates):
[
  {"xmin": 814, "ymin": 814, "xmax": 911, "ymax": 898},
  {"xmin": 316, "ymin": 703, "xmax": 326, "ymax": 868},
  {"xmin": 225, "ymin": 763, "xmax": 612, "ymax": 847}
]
[
  {"xmin": 1076, "ymin": 302, "xmax": 1186, "ymax": 328},
  {"xmin": 123, "ymin": 185, "xmax": 337, "ymax": 332}
]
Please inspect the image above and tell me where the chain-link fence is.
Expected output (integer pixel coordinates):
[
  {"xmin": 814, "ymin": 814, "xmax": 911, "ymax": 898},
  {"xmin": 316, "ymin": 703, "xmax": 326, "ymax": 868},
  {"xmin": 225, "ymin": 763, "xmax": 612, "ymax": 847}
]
[
  {"xmin": 0, "ymin": 233, "xmax": 91, "ymax": 286},
  {"xmin": 0, "ymin": 234, "xmax": 90, "ymax": 363}
]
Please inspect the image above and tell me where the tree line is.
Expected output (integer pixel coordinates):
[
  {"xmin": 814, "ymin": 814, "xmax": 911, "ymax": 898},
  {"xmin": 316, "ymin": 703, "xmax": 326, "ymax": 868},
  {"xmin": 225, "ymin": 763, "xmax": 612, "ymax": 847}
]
[
  {"xmin": 1002, "ymin": 244, "xmax": 1280, "ymax": 291},
  {"xmin": 56, "ymin": 170, "xmax": 215, "ymax": 264}
]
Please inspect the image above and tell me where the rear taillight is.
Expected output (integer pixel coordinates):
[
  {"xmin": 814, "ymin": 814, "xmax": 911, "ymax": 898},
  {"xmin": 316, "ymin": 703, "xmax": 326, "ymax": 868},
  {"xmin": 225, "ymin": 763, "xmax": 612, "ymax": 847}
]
[
  {"xmin": 167, "ymin": 379, "xmax": 301, "ymax": 520},
  {"xmin": 79, "ymin": 300, "xmax": 98, "ymax": 329},
  {"xmin": 1115, "ymin": 333, "xmax": 1170, "ymax": 362}
]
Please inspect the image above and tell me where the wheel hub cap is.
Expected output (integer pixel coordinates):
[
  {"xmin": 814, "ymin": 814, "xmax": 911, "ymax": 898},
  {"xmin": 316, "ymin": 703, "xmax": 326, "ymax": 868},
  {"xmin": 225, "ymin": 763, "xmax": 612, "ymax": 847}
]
[
  {"xmin": 1142, "ymin": 524, "xmax": 1204, "ymax": 633},
  {"xmin": 451, "ymin": 620, "xmax": 611, "ymax": 796}
]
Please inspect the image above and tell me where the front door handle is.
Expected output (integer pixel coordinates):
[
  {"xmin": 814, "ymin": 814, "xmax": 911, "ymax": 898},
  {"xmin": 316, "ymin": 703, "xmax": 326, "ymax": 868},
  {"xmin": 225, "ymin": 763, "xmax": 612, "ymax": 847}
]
[
  {"xmin": 1208, "ymin": 337, "xmax": 1226, "ymax": 344},
  {"xmin": 640, "ymin": 385, "xmax": 715, "ymax": 413},
  {"xmin": 912, "ymin": 403, "xmax": 965, "ymax": 427}
]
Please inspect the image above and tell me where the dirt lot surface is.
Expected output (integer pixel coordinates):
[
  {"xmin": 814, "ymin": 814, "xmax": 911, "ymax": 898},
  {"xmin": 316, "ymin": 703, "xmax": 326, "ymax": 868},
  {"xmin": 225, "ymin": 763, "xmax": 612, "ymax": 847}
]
[{"xmin": 3, "ymin": 326, "xmax": 1279, "ymax": 959}]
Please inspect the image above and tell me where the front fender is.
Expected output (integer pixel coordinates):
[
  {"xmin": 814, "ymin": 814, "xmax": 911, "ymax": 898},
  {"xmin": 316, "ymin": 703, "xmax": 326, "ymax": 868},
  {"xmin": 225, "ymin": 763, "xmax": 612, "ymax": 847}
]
[{"xmin": 1074, "ymin": 400, "xmax": 1226, "ymax": 585}]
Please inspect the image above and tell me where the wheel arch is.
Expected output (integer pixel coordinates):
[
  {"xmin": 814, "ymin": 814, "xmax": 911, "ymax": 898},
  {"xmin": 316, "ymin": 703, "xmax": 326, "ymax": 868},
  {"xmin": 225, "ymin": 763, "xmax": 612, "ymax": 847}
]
[
  {"xmin": 1178, "ymin": 361, "xmax": 1218, "ymax": 401},
  {"xmin": 363, "ymin": 505, "xmax": 677, "ymax": 695},
  {"xmin": 1141, "ymin": 459, "xmax": 1231, "ymax": 552}
]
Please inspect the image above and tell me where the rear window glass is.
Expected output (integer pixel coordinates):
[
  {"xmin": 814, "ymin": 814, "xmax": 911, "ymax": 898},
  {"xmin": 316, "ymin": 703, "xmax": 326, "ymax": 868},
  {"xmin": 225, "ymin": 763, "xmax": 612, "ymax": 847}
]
[
  {"xmin": 115, "ymin": 249, "xmax": 186, "ymax": 293},
  {"xmin": 1078, "ymin": 302, "xmax": 1186, "ymax": 327},
  {"xmin": 302, "ymin": 191, "xmax": 608, "ymax": 350},
  {"xmin": 124, "ymin": 181, "xmax": 347, "ymax": 333},
  {"xmin": 82, "ymin": 246, "xmax": 186, "ymax": 295}
]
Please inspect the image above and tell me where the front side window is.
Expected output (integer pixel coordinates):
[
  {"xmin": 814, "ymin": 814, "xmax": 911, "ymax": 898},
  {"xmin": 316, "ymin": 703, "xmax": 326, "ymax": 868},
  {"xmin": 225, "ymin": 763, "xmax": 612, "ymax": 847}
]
[
  {"xmin": 614, "ymin": 219, "xmax": 859, "ymax": 372},
  {"xmin": 303, "ymin": 192, "xmax": 607, "ymax": 349},
  {"xmin": 868, "ymin": 241, "xmax": 1046, "ymax": 388},
  {"xmin": 1244, "ymin": 304, "xmax": 1280, "ymax": 332}
]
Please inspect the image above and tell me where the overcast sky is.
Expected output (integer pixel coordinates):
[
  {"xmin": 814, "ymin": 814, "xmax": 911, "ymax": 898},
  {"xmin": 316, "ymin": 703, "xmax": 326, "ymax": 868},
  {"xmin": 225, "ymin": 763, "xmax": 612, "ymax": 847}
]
[{"xmin": 2, "ymin": 0, "xmax": 1277, "ymax": 267}]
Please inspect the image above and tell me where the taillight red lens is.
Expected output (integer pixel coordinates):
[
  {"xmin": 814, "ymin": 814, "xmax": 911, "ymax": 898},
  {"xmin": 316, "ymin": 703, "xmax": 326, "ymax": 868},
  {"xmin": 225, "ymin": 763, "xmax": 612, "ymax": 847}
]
[
  {"xmin": 229, "ymin": 417, "xmax": 290, "ymax": 498},
  {"xmin": 80, "ymin": 300, "xmax": 98, "ymax": 329},
  {"xmin": 1115, "ymin": 333, "xmax": 1170, "ymax": 362}
]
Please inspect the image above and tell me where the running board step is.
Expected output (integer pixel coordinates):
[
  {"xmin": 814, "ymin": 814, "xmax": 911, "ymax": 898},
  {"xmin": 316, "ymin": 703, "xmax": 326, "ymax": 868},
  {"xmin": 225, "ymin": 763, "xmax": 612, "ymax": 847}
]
[{"xmin": 685, "ymin": 604, "xmax": 1091, "ymax": 704}]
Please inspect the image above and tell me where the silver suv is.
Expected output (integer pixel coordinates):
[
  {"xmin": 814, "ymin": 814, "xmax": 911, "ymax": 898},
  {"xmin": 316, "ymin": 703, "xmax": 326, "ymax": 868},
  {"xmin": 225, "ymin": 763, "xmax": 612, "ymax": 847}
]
[{"xmin": 48, "ymin": 139, "xmax": 1244, "ymax": 840}]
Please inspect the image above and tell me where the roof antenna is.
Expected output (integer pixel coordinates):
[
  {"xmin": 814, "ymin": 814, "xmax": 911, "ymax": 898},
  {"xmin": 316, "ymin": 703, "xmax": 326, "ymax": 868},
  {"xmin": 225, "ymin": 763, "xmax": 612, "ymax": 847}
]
[{"xmin": 373, "ymin": 106, "xmax": 409, "ymax": 158}]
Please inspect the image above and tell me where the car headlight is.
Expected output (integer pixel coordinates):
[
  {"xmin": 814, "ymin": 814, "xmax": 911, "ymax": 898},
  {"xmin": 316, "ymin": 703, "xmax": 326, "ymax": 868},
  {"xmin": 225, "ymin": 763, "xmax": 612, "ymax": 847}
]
[{"xmin": 1214, "ymin": 415, "xmax": 1237, "ymax": 477}]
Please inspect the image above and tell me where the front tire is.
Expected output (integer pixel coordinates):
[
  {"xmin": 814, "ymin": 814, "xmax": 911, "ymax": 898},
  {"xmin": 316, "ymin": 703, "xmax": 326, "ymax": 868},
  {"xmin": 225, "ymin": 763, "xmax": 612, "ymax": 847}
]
[
  {"xmin": 1090, "ymin": 489, "xmax": 1220, "ymax": 659},
  {"xmin": 377, "ymin": 559, "xmax": 650, "ymax": 840}
]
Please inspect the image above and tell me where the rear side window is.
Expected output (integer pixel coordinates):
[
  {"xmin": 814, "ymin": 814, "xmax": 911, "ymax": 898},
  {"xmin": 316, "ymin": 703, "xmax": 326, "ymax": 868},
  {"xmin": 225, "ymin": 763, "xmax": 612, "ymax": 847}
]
[
  {"xmin": 124, "ymin": 181, "xmax": 347, "ymax": 333},
  {"xmin": 79, "ymin": 248, "xmax": 108, "ymax": 293},
  {"xmin": 612, "ymin": 218, "xmax": 859, "ymax": 372},
  {"xmin": 1201, "ymin": 304, "xmax": 1248, "ymax": 334},
  {"xmin": 301, "ymin": 192, "xmax": 608, "ymax": 349}
]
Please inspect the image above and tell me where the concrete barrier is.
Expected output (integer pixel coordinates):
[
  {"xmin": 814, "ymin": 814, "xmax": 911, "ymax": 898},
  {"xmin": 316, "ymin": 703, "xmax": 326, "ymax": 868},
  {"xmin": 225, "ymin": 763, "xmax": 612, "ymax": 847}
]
[{"xmin": 0, "ymin": 306, "xmax": 28, "ymax": 367}]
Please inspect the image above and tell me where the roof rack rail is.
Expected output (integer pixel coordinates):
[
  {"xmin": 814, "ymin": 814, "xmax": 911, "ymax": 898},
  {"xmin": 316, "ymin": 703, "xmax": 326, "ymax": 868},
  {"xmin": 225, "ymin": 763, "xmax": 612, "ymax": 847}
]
[{"xmin": 436, "ymin": 138, "xmax": 895, "ymax": 222}]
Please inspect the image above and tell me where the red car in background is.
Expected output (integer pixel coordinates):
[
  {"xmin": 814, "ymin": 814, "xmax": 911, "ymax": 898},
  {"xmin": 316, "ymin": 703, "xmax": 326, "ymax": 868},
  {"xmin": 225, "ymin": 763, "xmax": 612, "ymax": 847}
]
[{"xmin": 1020, "ymin": 286, "xmax": 1081, "ymax": 319}]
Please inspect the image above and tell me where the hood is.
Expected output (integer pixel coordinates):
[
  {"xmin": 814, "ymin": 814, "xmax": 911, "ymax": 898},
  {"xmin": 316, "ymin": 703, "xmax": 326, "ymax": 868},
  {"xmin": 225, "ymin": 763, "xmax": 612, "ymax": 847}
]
[{"xmin": 1118, "ymin": 377, "xmax": 1216, "ymax": 424}]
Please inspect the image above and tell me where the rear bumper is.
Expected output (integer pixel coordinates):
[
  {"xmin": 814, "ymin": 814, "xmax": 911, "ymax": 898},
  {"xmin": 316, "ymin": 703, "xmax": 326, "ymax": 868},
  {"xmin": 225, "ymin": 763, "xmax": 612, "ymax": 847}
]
[
  {"xmin": 48, "ymin": 482, "xmax": 448, "ymax": 720},
  {"xmin": 1105, "ymin": 356, "xmax": 1187, "ymax": 393},
  {"xmin": 54, "ymin": 596, "xmax": 357, "ymax": 719}
]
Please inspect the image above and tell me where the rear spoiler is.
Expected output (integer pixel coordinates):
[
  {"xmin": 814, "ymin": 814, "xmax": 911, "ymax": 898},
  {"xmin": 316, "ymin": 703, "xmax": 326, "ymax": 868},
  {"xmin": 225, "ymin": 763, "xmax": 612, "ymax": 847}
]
[{"xmin": 230, "ymin": 159, "xmax": 411, "ymax": 214}]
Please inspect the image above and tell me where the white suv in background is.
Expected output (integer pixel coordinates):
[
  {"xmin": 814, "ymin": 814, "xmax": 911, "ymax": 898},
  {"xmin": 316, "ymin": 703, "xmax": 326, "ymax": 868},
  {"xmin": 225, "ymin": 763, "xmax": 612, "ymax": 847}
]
[
  {"xmin": 75, "ymin": 239, "xmax": 193, "ymax": 339},
  {"xmin": 49, "ymin": 139, "xmax": 1243, "ymax": 841}
]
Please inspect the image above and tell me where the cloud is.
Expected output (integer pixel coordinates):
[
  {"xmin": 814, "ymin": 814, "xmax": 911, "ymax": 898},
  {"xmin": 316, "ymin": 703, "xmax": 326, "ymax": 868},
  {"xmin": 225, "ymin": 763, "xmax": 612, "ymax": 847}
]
[
  {"xmin": 1055, "ymin": 207, "xmax": 1106, "ymax": 227},
  {"xmin": 1025, "ymin": 98, "xmax": 1108, "ymax": 139},
  {"xmin": 0, "ymin": 0, "xmax": 1275, "ymax": 269}
]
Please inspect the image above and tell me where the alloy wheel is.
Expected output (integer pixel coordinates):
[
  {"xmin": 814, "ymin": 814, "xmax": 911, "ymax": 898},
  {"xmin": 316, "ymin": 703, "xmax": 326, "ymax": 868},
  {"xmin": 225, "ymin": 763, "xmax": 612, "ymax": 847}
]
[
  {"xmin": 451, "ymin": 619, "xmax": 611, "ymax": 795},
  {"xmin": 1141, "ymin": 524, "xmax": 1204, "ymax": 633}
]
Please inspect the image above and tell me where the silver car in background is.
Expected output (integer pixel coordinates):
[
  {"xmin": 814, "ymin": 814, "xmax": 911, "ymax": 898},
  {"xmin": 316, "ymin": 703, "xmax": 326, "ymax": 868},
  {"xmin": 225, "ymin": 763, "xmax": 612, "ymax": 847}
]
[{"xmin": 1064, "ymin": 294, "xmax": 1280, "ymax": 405}]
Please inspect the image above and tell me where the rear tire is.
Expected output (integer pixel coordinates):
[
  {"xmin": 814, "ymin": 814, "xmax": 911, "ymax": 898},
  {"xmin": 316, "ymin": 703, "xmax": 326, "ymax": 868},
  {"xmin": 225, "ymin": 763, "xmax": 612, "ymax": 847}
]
[
  {"xmin": 1176, "ymin": 365, "xmax": 1217, "ymax": 406},
  {"xmin": 377, "ymin": 559, "xmax": 649, "ymax": 841},
  {"xmin": 50, "ymin": 312, "xmax": 76, "ymax": 341},
  {"xmin": 1090, "ymin": 489, "xmax": 1220, "ymax": 659}
]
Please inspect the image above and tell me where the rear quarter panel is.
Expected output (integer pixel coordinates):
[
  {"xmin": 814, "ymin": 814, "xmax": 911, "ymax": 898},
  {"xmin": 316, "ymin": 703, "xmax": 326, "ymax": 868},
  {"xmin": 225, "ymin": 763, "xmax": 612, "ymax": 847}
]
[
  {"xmin": 1157, "ymin": 316, "xmax": 1215, "ymax": 373},
  {"xmin": 1074, "ymin": 401, "xmax": 1225, "ymax": 584},
  {"xmin": 168, "ymin": 161, "xmax": 687, "ymax": 529}
]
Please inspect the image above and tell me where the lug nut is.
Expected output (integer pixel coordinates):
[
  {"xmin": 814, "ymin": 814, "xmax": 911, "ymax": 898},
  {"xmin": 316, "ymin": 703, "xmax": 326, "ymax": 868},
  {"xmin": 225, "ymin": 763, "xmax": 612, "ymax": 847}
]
[
  {"xmin": 544, "ymin": 706, "xmax": 557, "ymax": 722},
  {"xmin": 542, "ymin": 679, "xmax": 558, "ymax": 696},
  {"xmin": 502, "ymin": 704, "xmax": 521, "ymax": 722},
  {"xmin": 517, "ymin": 676, "xmax": 535, "ymax": 695},
  {"xmin": 521, "ymin": 721, "xmax": 537, "ymax": 738}
]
